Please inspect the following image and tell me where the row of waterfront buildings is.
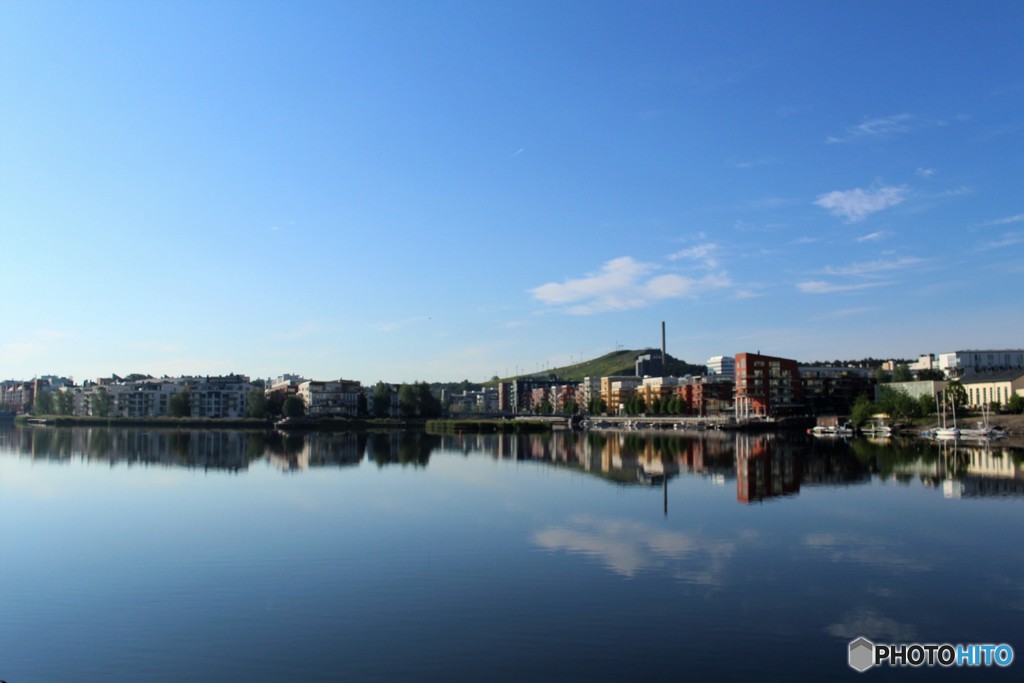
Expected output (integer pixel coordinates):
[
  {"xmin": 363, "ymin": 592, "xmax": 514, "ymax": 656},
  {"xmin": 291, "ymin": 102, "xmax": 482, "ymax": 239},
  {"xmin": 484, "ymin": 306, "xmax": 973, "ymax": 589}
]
[
  {"xmin": 0, "ymin": 374, "xmax": 388, "ymax": 419},
  {"xmin": 3, "ymin": 348, "xmax": 1023, "ymax": 420},
  {"xmin": 455, "ymin": 348, "xmax": 1024, "ymax": 418}
]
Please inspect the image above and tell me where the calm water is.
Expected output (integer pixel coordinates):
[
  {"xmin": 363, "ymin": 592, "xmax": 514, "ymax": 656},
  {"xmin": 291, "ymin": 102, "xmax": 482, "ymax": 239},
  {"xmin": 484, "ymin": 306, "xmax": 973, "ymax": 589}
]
[{"xmin": 1, "ymin": 426, "xmax": 1021, "ymax": 682}]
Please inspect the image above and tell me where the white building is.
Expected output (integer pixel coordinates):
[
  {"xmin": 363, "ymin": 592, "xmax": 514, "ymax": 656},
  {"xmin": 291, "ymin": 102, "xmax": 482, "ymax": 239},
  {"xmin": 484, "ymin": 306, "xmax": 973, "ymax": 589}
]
[
  {"xmin": 298, "ymin": 379, "xmax": 362, "ymax": 417},
  {"xmin": 908, "ymin": 354, "xmax": 937, "ymax": 372},
  {"xmin": 938, "ymin": 350, "xmax": 1024, "ymax": 378},
  {"xmin": 580, "ymin": 377, "xmax": 602, "ymax": 407},
  {"xmin": 189, "ymin": 375, "xmax": 252, "ymax": 418},
  {"xmin": 707, "ymin": 355, "xmax": 736, "ymax": 379},
  {"xmin": 112, "ymin": 379, "xmax": 180, "ymax": 417}
]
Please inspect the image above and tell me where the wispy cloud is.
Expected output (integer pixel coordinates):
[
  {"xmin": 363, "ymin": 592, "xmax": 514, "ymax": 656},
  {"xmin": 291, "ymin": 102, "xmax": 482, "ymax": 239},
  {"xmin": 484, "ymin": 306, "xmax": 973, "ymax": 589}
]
[
  {"xmin": 668, "ymin": 242, "xmax": 719, "ymax": 268},
  {"xmin": 819, "ymin": 256, "xmax": 924, "ymax": 277},
  {"xmin": 529, "ymin": 256, "xmax": 730, "ymax": 314},
  {"xmin": 826, "ymin": 609, "xmax": 919, "ymax": 642},
  {"xmin": 916, "ymin": 167, "xmax": 935, "ymax": 178},
  {"xmin": 856, "ymin": 231, "xmax": 888, "ymax": 242},
  {"xmin": 797, "ymin": 280, "xmax": 894, "ymax": 294},
  {"xmin": 533, "ymin": 515, "xmax": 736, "ymax": 582},
  {"xmin": 804, "ymin": 532, "xmax": 931, "ymax": 572},
  {"xmin": 976, "ymin": 231, "xmax": 1023, "ymax": 251},
  {"xmin": 974, "ymin": 213, "xmax": 1024, "ymax": 228},
  {"xmin": 826, "ymin": 113, "xmax": 914, "ymax": 143},
  {"xmin": 732, "ymin": 157, "xmax": 781, "ymax": 169},
  {"xmin": 814, "ymin": 185, "xmax": 907, "ymax": 223}
]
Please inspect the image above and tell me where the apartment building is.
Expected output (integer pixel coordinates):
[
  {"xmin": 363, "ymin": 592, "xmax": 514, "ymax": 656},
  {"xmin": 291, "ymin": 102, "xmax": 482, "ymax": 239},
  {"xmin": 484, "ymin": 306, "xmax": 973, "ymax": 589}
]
[
  {"xmin": 600, "ymin": 375, "xmax": 639, "ymax": 413},
  {"xmin": 734, "ymin": 352, "xmax": 802, "ymax": 418},
  {"xmin": 298, "ymin": 379, "xmax": 362, "ymax": 417},
  {"xmin": 189, "ymin": 375, "xmax": 253, "ymax": 418},
  {"xmin": 706, "ymin": 355, "xmax": 736, "ymax": 379},
  {"xmin": 799, "ymin": 366, "xmax": 873, "ymax": 415},
  {"xmin": 111, "ymin": 379, "xmax": 180, "ymax": 417},
  {"xmin": 938, "ymin": 350, "xmax": 1024, "ymax": 378}
]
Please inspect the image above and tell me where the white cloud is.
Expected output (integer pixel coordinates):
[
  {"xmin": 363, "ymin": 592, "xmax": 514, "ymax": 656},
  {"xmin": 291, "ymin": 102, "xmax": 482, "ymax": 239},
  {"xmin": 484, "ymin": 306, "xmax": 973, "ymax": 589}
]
[
  {"xmin": 976, "ymin": 231, "xmax": 1023, "ymax": 251},
  {"xmin": 533, "ymin": 515, "xmax": 735, "ymax": 582},
  {"xmin": 668, "ymin": 242, "xmax": 719, "ymax": 268},
  {"xmin": 826, "ymin": 609, "xmax": 919, "ymax": 642},
  {"xmin": 856, "ymin": 231, "xmax": 888, "ymax": 242},
  {"xmin": 916, "ymin": 167, "xmax": 935, "ymax": 178},
  {"xmin": 976, "ymin": 213, "xmax": 1024, "ymax": 228},
  {"xmin": 826, "ymin": 113, "xmax": 914, "ymax": 143},
  {"xmin": 529, "ymin": 256, "xmax": 730, "ymax": 314},
  {"xmin": 814, "ymin": 185, "xmax": 907, "ymax": 223},
  {"xmin": 797, "ymin": 280, "xmax": 894, "ymax": 294},
  {"xmin": 819, "ymin": 257, "xmax": 924, "ymax": 277},
  {"xmin": 733, "ymin": 157, "xmax": 780, "ymax": 169}
]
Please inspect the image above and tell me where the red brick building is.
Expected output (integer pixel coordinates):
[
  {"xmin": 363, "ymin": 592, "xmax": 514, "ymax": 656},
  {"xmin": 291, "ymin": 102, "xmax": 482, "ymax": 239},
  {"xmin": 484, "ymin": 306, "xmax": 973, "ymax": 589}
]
[{"xmin": 734, "ymin": 352, "xmax": 803, "ymax": 417}]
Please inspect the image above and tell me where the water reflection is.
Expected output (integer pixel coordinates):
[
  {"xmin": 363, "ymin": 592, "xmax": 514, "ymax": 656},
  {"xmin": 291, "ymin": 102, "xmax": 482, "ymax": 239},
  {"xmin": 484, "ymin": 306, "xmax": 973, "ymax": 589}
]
[
  {"xmin": 2, "ymin": 425, "xmax": 1021, "ymax": 502},
  {"xmin": 533, "ymin": 514, "xmax": 736, "ymax": 583}
]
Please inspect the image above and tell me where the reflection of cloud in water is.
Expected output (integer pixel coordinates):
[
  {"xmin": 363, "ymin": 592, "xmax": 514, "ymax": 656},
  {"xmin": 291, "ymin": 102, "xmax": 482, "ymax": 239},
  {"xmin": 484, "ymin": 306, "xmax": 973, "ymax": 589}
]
[
  {"xmin": 533, "ymin": 515, "xmax": 735, "ymax": 582},
  {"xmin": 826, "ymin": 607, "xmax": 918, "ymax": 642},
  {"xmin": 804, "ymin": 533, "xmax": 931, "ymax": 573}
]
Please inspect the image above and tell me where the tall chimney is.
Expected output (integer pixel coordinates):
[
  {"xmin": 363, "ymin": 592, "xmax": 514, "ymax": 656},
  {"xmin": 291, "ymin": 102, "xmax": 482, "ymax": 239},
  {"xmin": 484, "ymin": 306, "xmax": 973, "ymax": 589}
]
[{"xmin": 661, "ymin": 321, "xmax": 666, "ymax": 371}]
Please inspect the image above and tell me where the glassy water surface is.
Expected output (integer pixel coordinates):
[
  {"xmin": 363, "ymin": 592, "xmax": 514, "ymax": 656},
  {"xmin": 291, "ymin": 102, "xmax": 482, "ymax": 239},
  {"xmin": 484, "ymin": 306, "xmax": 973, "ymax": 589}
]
[{"xmin": 1, "ymin": 426, "xmax": 1021, "ymax": 682}]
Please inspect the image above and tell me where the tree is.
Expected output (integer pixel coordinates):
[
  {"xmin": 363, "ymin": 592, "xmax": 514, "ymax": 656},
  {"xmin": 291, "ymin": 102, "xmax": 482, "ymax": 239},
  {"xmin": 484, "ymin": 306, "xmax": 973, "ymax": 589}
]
[
  {"xmin": 893, "ymin": 364, "xmax": 913, "ymax": 382},
  {"xmin": 876, "ymin": 387, "xmax": 920, "ymax": 421},
  {"xmin": 563, "ymin": 398, "xmax": 578, "ymax": 415},
  {"xmin": 265, "ymin": 391, "xmax": 285, "ymax": 417},
  {"xmin": 372, "ymin": 382, "xmax": 393, "ymax": 418},
  {"xmin": 283, "ymin": 395, "xmax": 306, "ymax": 418},
  {"xmin": 874, "ymin": 367, "xmax": 890, "ymax": 384},
  {"xmin": 917, "ymin": 393, "xmax": 935, "ymax": 417},
  {"xmin": 92, "ymin": 387, "xmax": 113, "ymax": 417},
  {"xmin": 247, "ymin": 388, "xmax": 268, "ymax": 418},
  {"xmin": 33, "ymin": 390, "xmax": 54, "ymax": 415},
  {"xmin": 357, "ymin": 392, "xmax": 368, "ymax": 416},
  {"xmin": 945, "ymin": 381, "xmax": 968, "ymax": 411},
  {"xmin": 55, "ymin": 390, "xmax": 75, "ymax": 416},
  {"xmin": 850, "ymin": 394, "xmax": 874, "ymax": 427},
  {"xmin": 168, "ymin": 391, "xmax": 190, "ymax": 417},
  {"xmin": 1006, "ymin": 393, "xmax": 1024, "ymax": 414},
  {"xmin": 397, "ymin": 382, "xmax": 441, "ymax": 418}
]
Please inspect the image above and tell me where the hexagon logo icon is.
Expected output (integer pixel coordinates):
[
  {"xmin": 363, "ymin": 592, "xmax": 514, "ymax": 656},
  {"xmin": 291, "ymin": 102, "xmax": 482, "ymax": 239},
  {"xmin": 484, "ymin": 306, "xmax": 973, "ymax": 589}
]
[{"xmin": 849, "ymin": 637, "xmax": 875, "ymax": 672}]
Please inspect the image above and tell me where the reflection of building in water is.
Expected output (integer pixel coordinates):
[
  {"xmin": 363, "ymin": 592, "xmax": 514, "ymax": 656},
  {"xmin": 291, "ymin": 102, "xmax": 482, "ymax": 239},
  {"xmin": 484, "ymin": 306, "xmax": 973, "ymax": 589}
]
[
  {"xmin": 477, "ymin": 430, "xmax": 738, "ymax": 488},
  {"xmin": 942, "ymin": 442, "xmax": 1024, "ymax": 498},
  {"xmin": 1, "ymin": 426, "xmax": 253, "ymax": 471},
  {"xmin": 265, "ymin": 432, "xmax": 367, "ymax": 472},
  {"xmin": 735, "ymin": 434, "xmax": 801, "ymax": 504}
]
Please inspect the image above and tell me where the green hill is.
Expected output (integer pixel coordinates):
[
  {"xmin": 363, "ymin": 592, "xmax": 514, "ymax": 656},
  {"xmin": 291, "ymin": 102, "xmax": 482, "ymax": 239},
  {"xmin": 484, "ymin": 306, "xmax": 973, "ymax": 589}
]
[{"xmin": 499, "ymin": 349, "xmax": 706, "ymax": 383}]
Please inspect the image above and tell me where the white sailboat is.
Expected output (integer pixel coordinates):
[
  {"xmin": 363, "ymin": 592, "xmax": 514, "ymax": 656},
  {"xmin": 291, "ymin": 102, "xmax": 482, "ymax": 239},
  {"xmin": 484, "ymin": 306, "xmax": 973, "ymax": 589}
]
[
  {"xmin": 960, "ymin": 403, "xmax": 998, "ymax": 441},
  {"xmin": 934, "ymin": 392, "xmax": 959, "ymax": 440}
]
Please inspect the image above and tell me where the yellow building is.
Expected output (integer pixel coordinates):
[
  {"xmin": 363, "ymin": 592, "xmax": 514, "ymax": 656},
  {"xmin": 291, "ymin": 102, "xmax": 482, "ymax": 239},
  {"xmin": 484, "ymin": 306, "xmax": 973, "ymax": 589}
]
[{"xmin": 961, "ymin": 370, "xmax": 1024, "ymax": 409}]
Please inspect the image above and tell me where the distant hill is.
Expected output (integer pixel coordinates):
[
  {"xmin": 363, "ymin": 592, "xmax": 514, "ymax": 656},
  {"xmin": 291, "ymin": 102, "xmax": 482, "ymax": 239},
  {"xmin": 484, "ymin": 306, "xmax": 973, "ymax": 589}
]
[{"xmin": 498, "ymin": 349, "xmax": 706, "ymax": 383}]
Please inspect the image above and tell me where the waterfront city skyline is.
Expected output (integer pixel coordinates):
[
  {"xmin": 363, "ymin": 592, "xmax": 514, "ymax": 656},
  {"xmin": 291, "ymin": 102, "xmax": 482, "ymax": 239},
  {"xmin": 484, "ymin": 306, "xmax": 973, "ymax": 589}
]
[{"xmin": 2, "ymin": 1, "xmax": 1022, "ymax": 384}]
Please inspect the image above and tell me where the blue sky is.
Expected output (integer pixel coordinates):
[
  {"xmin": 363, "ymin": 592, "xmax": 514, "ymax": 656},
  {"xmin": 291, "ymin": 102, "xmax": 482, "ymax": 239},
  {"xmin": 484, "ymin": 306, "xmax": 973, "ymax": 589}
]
[{"xmin": 2, "ymin": 1, "xmax": 1022, "ymax": 384}]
